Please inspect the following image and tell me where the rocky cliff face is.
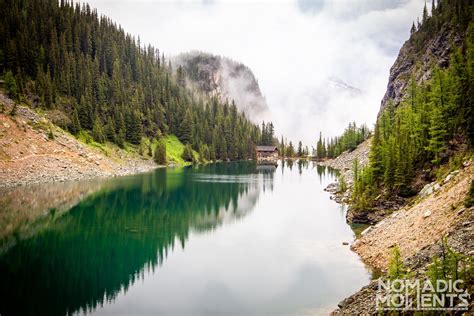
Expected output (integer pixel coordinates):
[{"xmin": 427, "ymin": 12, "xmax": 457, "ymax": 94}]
[
  {"xmin": 173, "ymin": 52, "xmax": 269, "ymax": 122},
  {"xmin": 379, "ymin": 24, "xmax": 463, "ymax": 115}
]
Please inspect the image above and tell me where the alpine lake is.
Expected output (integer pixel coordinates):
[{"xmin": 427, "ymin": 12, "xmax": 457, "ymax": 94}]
[{"xmin": 0, "ymin": 160, "xmax": 371, "ymax": 316}]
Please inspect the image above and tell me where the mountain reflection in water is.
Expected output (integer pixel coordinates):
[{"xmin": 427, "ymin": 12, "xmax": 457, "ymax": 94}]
[
  {"xmin": 0, "ymin": 161, "xmax": 369, "ymax": 316},
  {"xmin": 0, "ymin": 162, "xmax": 268, "ymax": 316}
]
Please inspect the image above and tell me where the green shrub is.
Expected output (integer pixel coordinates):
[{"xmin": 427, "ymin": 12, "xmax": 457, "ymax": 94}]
[
  {"xmin": 338, "ymin": 174, "xmax": 347, "ymax": 192},
  {"xmin": 47, "ymin": 126, "xmax": 55, "ymax": 140},
  {"xmin": 427, "ymin": 239, "xmax": 473, "ymax": 291},
  {"xmin": 388, "ymin": 245, "xmax": 409, "ymax": 280},
  {"xmin": 77, "ymin": 130, "xmax": 92, "ymax": 144}
]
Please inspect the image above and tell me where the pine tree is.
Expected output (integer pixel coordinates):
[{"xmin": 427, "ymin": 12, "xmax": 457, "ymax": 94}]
[
  {"xmin": 70, "ymin": 108, "xmax": 81, "ymax": 135},
  {"xmin": 209, "ymin": 144, "xmax": 216, "ymax": 161},
  {"xmin": 105, "ymin": 116, "xmax": 116, "ymax": 142},
  {"xmin": 116, "ymin": 114, "xmax": 126, "ymax": 148},
  {"xmin": 4, "ymin": 70, "xmax": 19, "ymax": 102},
  {"xmin": 181, "ymin": 143, "xmax": 194, "ymax": 162},
  {"xmin": 92, "ymin": 118, "xmax": 105, "ymax": 143},
  {"xmin": 154, "ymin": 140, "xmax": 167, "ymax": 165},
  {"xmin": 388, "ymin": 246, "xmax": 408, "ymax": 280},
  {"xmin": 179, "ymin": 109, "xmax": 193, "ymax": 144},
  {"xmin": 116, "ymin": 130, "xmax": 125, "ymax": 147},
  {"xmin": 280, "ymin": 136, "xmax": 285, "ymax": 158},
  {"xmin": 268, "ymin": 122, "xmax": 275, "ymax": 145},
  {"xmin": 422, "ymin": 2, "xmax": 428, "ymax": 24},
  {"xmin": 127, "ymin": 110, "xmax": 142, "ymax": 145},
  {"xmin": 383, "ymin": 136, "xmax": 397, "ymax": 191},
  {"xmin": 369, "ymin": 122, "xmax": 383, "ymax": 185},
  {"xmin": 297, "ymin": 141, "xmax": 303, "ymax": 157},
  {"xmin": 352, "ymin": 158, "xmax": 360, "ymax": 183},
  {"xmin": 286, "ymin": 141, "xmax": 295, "ymax": 158},
  {"xmin": 316, "ymin": 132, "xmax": 324, "ymax": 159},
  {"xmin": 427, "ymin": 107, "xmax": 447, "ymax": 164},
  {"xmin": 176, "ymin": 65, "xmax": 185, "ymax": 87},
  {"xmin": 78, "ymin": 95, "xmax": 93, "ymax": 130}
]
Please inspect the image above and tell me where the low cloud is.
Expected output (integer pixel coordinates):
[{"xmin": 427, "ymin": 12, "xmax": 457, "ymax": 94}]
[{"xmin": 86, "ymin": 0, "xmax": 427, "ymax": 145}]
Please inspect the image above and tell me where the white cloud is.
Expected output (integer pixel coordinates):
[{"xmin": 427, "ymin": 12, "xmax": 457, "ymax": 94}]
[{"xmin": 85, "ymin": 0, "xmax": 426, "ymax": 145}]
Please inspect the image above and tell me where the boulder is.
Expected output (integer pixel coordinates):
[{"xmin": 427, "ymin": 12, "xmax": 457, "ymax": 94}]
[{"xmin": 419, "ymin": 182, "xmax": 441, "ymax": 198}]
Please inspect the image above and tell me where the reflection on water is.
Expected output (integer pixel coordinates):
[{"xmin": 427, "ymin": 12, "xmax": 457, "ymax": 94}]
[
  {"xmin": 0, "ymin": 178, "xmax": 110, "ymax": 253},
  {"xmin": 315, "ymin": 163, "xmax": 339, "ymax": 183},
  {"xmin": 0, "ymin": 161, "xmax": 369, "ymax": 316}
]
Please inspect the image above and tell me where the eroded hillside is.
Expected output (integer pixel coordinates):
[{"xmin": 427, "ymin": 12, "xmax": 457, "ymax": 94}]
[{"xmin": 0, "ymin": 93, "xmax": 156, "ymax": 187}]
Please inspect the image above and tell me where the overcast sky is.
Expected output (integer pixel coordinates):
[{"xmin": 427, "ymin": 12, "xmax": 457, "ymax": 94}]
[{"xmin": 86, "ymin": 0, "xmax": 427, "ymax": 145}]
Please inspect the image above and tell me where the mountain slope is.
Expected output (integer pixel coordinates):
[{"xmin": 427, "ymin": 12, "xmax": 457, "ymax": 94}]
[
  {"xmin": 0, "ymin": 0, "xmax": 266, "ymax": 165},
  {"xmin": 0, "ymin": 93, "xmax": 156, "ymax": 187},
  {"xmin": 332, "ymin": 1, "xmax": 473, "ymax": 313},
  {"xmin": 380, "ymin": 1, "xmax": 472, "ymax": 114},
  {"xmin": 173, "ymin": 52, "xmax": 270, "ymax": 122},
  {"xmin": 349, "ymin": 0, "xmax": 473, "ymax": 217}
]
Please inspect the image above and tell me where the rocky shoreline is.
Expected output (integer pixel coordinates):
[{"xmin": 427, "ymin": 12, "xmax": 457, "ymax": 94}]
[
  {"xmin": 0, "ymin": 156, "xmax": 160, "ymax": 188},
  {"xmin": 332, "ymin": 213, "xmax": 474, "ymax": 314},
  {"xmin": 321, "ymin": 137, "xmax": 407, "ymax": 226},
  {"xmin": 351, "ymin": 163, "xmax": 474, "ymax": 271},
  {"xmin": 0, "ymin": 156, "xmax": 159, "ymax": 188},
  {"xmin": 319, "ymin": 138, "xmax": 381, "ymax": 224},
  {"xmin": 322, "ymin": 139, "xmax": 474, "ymax": 314},
  {"xmin": 320, "ymin": 138, "xmax": 474, "ymax": 314},
  {"xmin": 0, "ymin": 93, "xmax": 160, "ymax": 188}
]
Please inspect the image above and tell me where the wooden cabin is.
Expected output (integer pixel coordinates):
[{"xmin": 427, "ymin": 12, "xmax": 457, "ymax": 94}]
[{"xmin": 256, "ymin": 146, "xmax": 279, "ymax": 163}]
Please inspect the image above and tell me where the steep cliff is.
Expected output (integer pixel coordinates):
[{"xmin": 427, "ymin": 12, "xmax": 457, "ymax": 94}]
[
  {"xmin": 173, "ymin": 52, "xmax": 270, "ymax": 122},
  {"xmin": 379, "ymin": 4, "xmax": 469, "ymax": 114}
]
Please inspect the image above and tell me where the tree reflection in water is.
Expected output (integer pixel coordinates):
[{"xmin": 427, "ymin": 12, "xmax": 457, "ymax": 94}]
[{"xmin": 0, "ymin": 161, "xmax": 274, "ymax": 316}]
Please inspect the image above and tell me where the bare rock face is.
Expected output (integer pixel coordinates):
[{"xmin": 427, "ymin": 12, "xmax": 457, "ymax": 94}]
[
  {"xmin": 173, "ymin": 52, "xmax": 270, "ymax": 122},
  {"xmin": 379, "ymin": 24, "xmax": 462, "ymax": 115}
]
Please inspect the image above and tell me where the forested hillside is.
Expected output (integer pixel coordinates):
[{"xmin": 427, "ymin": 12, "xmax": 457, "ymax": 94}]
[
  {"xmin": 0, "ymin": 0, "xmax": 275, "ymax": 162},
  {"xmin": 314, "ymin": 122, "xmax": 370, "ymax": 160},
  {"xmin": 352, "ymin": 0, "xmax": 473, "ymax": 211}
]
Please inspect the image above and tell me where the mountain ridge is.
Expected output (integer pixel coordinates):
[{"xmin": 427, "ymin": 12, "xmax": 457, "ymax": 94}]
[
  {"xmin": 379, "ymin": 3, "xmax": 470, "ymax": 115},
  {"xmin": 173, "ymin": 51, "xmax": 270, "ymax": 122},
  {"xmin": 331, "ymin": 0, "xmax": 473, "ymax": 313}
]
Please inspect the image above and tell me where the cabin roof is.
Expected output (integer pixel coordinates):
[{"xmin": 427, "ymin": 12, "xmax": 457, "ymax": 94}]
[{"xmin": 256, "ymin": 145, "xmax": 278, "ymax": 152}]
